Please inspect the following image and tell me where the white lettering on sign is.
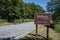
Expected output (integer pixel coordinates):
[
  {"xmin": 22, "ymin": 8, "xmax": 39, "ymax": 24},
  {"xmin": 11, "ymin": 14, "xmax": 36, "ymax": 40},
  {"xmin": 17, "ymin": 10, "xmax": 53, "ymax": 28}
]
[{"xmin": 37, "ymin": 15, "xmax": 49, "ymax": 19}]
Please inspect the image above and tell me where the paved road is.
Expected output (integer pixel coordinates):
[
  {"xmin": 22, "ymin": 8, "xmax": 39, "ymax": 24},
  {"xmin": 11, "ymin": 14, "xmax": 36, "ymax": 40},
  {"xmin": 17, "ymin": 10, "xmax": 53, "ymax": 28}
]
[{"xmin": 0, "ymin": 22, "xmax": 35, "ymax": 40}]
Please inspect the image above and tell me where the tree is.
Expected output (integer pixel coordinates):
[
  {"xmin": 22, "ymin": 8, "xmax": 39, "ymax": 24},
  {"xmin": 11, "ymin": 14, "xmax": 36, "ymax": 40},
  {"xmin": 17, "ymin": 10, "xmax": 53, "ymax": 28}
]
[
  {"xmin": 0, "ymin": 0, "xmax": 44, "ymax": 22},
  {"xmin": 24, "ymin": 2, "xmax": 44, "ymax": 19},
  {"xmin": 7, "ymin": 0, "xmax": 21, "ymax": 21},
  {"xmin": 0, "ymin": 0, "xmax": 23, "ymax": 22},
  {"xmin": 47, "ymin": 0, "xmax": 60, "ymax": 24}
]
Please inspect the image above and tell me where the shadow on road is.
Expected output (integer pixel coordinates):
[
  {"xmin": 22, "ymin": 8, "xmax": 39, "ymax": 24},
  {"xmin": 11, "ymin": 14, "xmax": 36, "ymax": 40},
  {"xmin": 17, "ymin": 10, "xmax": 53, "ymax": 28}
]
[{"xmin": 19, "ymin": 33, "xmax": 53, "ymax": 40}]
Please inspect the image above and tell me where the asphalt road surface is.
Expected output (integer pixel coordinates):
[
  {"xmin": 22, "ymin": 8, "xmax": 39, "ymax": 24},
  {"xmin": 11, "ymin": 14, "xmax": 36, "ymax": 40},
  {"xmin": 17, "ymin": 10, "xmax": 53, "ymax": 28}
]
[{"xmin": 0, "ymin": 22, "xmax": 35, "ymax": 40}]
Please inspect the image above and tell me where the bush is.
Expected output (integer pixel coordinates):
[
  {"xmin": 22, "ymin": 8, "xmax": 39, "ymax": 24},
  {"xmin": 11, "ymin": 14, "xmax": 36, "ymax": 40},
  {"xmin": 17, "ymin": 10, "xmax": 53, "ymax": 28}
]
[
  {"xmin": 24, "ymin": 19, "xmax": 34, "ymax": 22},
  {"xmin": 0, "ymin": 19, "xmax": 7, "ymax": 23},
  {"xmin": 54, "ymin": 24, "xmax": 60, "ymax": 33}
]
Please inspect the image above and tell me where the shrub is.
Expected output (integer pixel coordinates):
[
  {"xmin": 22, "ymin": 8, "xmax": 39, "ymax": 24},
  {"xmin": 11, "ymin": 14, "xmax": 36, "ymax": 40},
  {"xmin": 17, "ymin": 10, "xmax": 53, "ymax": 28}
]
[
  {"xmin": 54, "ymin": 24, "xmax": 60, "ymax": 33},
  {"xmin": 0, "ymin": 19, "xmax": 7, "ymax": 23}
]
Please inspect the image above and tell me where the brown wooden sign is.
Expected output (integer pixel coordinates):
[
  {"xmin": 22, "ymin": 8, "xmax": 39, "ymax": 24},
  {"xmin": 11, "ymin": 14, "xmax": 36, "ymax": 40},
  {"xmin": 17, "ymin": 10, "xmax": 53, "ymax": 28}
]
[{"xmin": 34, "ymin": 13, "xmax": 51, "ymax": 25}]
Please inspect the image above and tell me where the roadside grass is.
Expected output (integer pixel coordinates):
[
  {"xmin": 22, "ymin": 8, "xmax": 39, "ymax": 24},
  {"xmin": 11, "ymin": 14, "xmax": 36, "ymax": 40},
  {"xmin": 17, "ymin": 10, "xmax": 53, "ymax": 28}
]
[
  {"xmin": 54, "ymin": 23, "xmax": 60, "ymax": 33},
  {"xmin": 54, "ymin": 23, "xmax": 60, "ymax": 40},
  {"xmin": 0, "ymin": 19, "xmax": 7, "ymax": 23},
  {"xmin": 24, "ymin": 19, "xmax": 34, "ymax": 22},
  {"xmin": 0, "ymin": 19, "xmax": 12, "ymax": 26},
  {"xmin": 0, "ymin": 19, "xmax": 8, "ymax": 26},
  {"xmin": 0, "ymin": 19, "xmax": 34, "ymax": 26},
  {"xmin": 19, "ymin": 25, "xmax": 60, "ymax": 40}
]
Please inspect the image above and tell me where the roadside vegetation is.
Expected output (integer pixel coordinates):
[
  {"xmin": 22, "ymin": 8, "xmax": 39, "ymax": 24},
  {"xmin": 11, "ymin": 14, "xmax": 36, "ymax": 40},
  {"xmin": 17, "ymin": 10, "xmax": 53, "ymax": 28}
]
[
  {"xmin": 0, "ymin": 0, "xmax": 44, "ymax": 22},
  {"xmin": 23, "ymin": 19, "xmax": 34, "ymax": 22},
  {"xmin": 0, "ymin": 19, "xmax": 7, "ymax": 23},
  {"xmin": 47, "ymin": 0, "xmax": 60, "ymax": 33},
  {"xmin": 47, "ymin": 0, "xmax": 60, "ymax": 39},
  {"xmin": 0, "ymin": 0, "xmax": 44, "ymax": 25},
  {"xmin": 0, "ymin": 19, "xmax": 34, "ymax": 25},
  {"xmin": 0, "ymin": 19, "xmax": 11, "ymax": 26},
  {"xmin": 54, "ymin": 23, "xmax": 60, "ymax": 33}
]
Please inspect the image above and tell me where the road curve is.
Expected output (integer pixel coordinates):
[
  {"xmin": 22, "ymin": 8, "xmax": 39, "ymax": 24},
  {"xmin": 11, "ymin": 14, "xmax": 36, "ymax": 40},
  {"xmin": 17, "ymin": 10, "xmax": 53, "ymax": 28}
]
[{"xmin": 0, "ymin": 22, "xmax": 35, "ymax": 40}]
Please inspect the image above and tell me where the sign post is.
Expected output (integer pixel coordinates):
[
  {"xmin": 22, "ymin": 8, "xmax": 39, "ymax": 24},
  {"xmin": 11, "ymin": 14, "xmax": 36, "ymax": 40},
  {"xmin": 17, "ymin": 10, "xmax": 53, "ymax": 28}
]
[
  {"xmin": 47, "ymin": 26, "xmax": 49, "ymax": 40},
  {"xmin": 34, "ymin": 13, "xmax": 51, "ymax": 40},
  {"xmin": 36, "ymin": 25, "xmax": 38, "ymax": 36},
  {"xmin": 36, "ymin": 24, "xmax": 38, "ymax": 40}
]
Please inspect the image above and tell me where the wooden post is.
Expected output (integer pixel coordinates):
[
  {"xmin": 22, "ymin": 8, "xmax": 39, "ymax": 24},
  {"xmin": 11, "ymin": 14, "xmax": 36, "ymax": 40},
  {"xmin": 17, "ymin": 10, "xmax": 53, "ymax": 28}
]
[
  {"xmin": 46, "ymin": 26, "xmax": 49, "ymax": 40},
  {"xmin": 36, "ymin": 24, "xmax": 38, "ymax": 40}
]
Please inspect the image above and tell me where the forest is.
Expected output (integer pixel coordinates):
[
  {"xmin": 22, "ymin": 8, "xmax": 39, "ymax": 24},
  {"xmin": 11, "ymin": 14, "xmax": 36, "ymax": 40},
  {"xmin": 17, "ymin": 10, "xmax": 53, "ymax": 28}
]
[{"xmin": 0, "ymin": 0, "xmax": 44, "ymax": 22}]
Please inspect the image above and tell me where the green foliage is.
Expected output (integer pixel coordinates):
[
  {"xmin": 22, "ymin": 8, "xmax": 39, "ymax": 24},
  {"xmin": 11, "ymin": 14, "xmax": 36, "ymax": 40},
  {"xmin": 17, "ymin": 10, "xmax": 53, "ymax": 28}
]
[
  {"xmin": 0, "ymin": 0, "xmax": 44, "ymax": 22},
  {"xmin": 24, "ymin": 19, "xmax": 34, "ymax": 22},
  {"xmin": 0, "ymin": 19, "xmax": 7, "ymax": 23},
  {"xmin": 0, "ymin": 0, "xmax": 21, "ymax": 22},
  {"xmin": 47, "ymin": 0, "xmax": 60, "ymax": 24},
  {"xmin": 54, "ymin": 24, "xmax": 60, "ymax": 33}
]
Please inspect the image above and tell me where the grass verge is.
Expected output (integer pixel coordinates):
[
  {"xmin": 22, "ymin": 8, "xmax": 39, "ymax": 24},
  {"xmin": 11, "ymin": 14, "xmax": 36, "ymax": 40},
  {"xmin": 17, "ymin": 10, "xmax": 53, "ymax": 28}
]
[
  {"xmin": 24, "ymin": 19, "xmax": 34, "ymax": 22},
  {"xmin": 54, "ymin": 24, "xmax": 60, "ymax": 33}
]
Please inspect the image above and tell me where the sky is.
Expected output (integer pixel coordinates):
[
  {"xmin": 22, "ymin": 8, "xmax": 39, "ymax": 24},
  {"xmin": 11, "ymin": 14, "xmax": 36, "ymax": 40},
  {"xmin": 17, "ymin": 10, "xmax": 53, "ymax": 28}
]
[{"xmin": 23, "ymin": 0, "xmax": 50, "ymax": 11}]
